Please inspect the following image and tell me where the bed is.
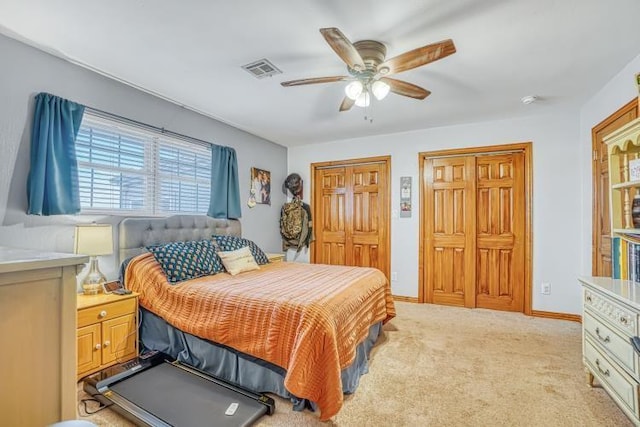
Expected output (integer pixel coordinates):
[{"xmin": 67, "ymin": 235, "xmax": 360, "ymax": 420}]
[{"xmin": 119, "ymin": 215, "xmax": 395, "ymax": 421}]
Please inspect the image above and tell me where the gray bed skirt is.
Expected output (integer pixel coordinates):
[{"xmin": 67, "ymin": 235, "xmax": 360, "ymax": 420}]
[{"xmin": 139, "ymin": 308, "xmax": 382, "ymax": 413}]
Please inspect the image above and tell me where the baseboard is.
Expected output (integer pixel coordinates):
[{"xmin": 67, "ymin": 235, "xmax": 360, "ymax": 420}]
[
  {"xmin": 531, "ymin": 310, "xmax": 582, "ymax": 323},
  {"xmin": 393, "ymin": 295, "xmax": 419, "ymax": 303}
]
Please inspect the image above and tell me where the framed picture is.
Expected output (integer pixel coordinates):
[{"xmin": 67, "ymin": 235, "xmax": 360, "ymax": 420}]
[
  {"xmin": 250, "ymin": 167, "xmax": 271, "ymax": 205},
  {"xmin": 400, "ymin": 176, "xmax": 412, "ymax": 218}
]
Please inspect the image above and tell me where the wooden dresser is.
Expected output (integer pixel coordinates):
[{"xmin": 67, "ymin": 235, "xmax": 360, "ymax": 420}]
[
  {"xmin": 579, "ymin": 276, "xmax": 640, "ymax": 424},
  {"xmin": 0, "ymin": 247, "xmax": 87, "ymax": 426}
]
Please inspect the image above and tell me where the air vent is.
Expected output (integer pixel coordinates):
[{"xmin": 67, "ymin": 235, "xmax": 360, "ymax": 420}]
[{"xmin": 241, "ymin": 59, "xmax": 282, "ymax": 79}]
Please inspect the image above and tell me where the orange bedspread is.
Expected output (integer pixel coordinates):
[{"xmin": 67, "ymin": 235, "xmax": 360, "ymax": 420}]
[{"xmin": 125, "ymin": 253, "xmax": 395, "ymax": 420}]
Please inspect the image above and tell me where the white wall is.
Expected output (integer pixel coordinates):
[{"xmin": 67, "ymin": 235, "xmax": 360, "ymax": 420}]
[
  {"xmin": 579, "ymin": 53, "xmax": 640, "ymax": 276},
  {"xmin": 289, "ymin": 110, "xmax": 583, "ymax": 314},
  {"xmin": 0, "ymin": 34, "xmax": 287, "ymax": 281}
]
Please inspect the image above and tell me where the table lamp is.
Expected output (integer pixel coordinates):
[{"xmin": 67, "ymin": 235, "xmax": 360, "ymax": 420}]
[{"xmin": 74, "ymin": 223, "xmax": 113, "ymax": 295}]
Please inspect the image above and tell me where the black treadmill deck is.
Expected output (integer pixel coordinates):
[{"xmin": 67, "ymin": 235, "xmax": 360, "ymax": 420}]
[{"xmin": 84, "ymin": 352, "xmax": 274, "ymax": 427}]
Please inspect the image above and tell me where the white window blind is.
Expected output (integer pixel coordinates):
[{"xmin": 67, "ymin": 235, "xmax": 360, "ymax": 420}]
[{"xmin": 76, "ymin": 112, "xmax": 212, "ymax": 215}]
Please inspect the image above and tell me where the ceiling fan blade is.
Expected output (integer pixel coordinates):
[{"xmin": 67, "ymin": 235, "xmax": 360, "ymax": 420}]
[
  {"xmin": 320, "ymin": 27, "xmax": 366, "ymax": 71},
  {"xmin": 281, "ymin": 76, "xmax": 349, "ymax": 87},
  {"xmin": 339, "ymin": 97, "xmax": 355, "ymax": 112},
  {"xmin": 380, "ymin": 77, "xmax": 431, "ymax": 100},
  {"xmin": 378, "ymin": 39, "xmax": 456, "ymax": 75}
]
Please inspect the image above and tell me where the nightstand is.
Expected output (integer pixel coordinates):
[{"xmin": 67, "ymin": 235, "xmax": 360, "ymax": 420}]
[
  {"xmin": 266, "ymin": 252, "xmax": 285, "ymax": 263},
  {"xmin": 76, "ymin": 292, "xmax": 139, "ymax": 379}
]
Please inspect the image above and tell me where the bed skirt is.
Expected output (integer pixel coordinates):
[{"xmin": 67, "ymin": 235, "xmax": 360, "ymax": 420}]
[{"xmin": 139, "ymin": 308, "xmax": 382, "ymax": 413}]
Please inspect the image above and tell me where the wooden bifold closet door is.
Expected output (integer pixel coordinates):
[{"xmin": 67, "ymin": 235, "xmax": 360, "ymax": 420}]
[
  {"xmin": 311, "ymin": 157, "xmax": 390, "ymax": 280},
  {"xmin": 422, "ymin": 149, "xmax": 526, "ymax": 312}
]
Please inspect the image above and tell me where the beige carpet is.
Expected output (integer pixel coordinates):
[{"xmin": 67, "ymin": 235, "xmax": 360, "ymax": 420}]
[{"xmin": 77, "ymin": 302, "xmax": 632, "ymax": 426}]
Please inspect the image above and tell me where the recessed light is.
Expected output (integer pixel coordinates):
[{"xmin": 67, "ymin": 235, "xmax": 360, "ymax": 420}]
[{"xmin": 521, "ymin": 95, "xmax": 538, "ymax": 105}]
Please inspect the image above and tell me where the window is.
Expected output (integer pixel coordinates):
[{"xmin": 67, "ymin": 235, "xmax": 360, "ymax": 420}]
[{"xmin": 75, "ymin": 112, "xmax": 211, "ymax": 215}]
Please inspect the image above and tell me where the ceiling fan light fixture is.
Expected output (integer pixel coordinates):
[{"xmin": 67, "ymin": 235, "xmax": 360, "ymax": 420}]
[
  {"xmin": 354, "ymin": 91, "xmax": 371, "ymax": 107},
  {"xmin": 372, "ymin": 80, "xmax": 391, "ymax": 100},
  {"xmin": 345, "ymin": 80, "xmax": 364, "ymax": 100}
]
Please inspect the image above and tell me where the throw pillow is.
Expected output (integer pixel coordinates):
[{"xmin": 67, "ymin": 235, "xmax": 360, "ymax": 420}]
[
  {"xmin": 146, "ymin": 239, "xmax": 223, "ymax": 284},
  {"xmin": 218, "ymin": 246, "xmax": 260, "ymax": 276},
  {"xmin": 212, "ymin": 235, "xmax": 269, "ymax": 265}
]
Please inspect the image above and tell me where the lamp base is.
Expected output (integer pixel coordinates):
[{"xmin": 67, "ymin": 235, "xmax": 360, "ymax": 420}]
[{"xmin": 82, "ymin": 257, "xmax": 107, "ymax": 295}]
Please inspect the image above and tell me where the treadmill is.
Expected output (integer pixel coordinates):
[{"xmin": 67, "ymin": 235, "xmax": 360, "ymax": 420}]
[{"xmin": 83, "ymin": 351, "xmax": 275, "ymax": 427}]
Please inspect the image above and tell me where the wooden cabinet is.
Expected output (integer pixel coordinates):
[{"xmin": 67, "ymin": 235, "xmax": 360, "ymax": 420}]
[
  {"xmin": 579, "ymin": 277, "xmax": 640, "ymax": 424},
  {"xmin": 0, "ymin": 247, "xmax": 87, "ymax": 426},
  {"xmin": 582, "ymin": 115, "xmax": 640, "ymax": 424},
  {"xmin": 77, "ymin": 292, "xmax": 139, "ymax": 379},
  {"xmin": 605, "ymin": 117, "xmax": 640, "ymax": 236}
]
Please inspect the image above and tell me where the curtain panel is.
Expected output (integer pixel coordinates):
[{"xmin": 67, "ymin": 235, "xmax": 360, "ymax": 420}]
[
  {"xmin": 27, "ymin": 93, "xmax": 85, "ymax": 215},
  {"xmin": 208, "ymin": 145, "xmax": 241, "ymax": 219}
]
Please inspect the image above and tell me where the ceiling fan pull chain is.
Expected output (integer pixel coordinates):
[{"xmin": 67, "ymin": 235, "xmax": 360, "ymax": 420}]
[{"xmin": 365, "ymin": 93, "xmax": 374, "ymax": 123}]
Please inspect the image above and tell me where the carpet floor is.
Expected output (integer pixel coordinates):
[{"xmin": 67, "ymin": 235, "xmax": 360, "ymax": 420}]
[{"xmin": 77, "ymin": 302, "xmax": 632, "ymax": 426}]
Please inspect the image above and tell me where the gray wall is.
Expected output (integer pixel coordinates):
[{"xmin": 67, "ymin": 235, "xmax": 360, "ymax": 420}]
[{"xmin": 0, "ymin": 34, "xmax": 287, "ymax": 280}]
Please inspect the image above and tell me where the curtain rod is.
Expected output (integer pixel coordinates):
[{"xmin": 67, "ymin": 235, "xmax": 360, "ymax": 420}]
[{"xmin": 83, "ymin": 106, "xmax": 220, "ymax": 149}]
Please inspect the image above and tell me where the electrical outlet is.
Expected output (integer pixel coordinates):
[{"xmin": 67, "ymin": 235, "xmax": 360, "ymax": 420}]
[
  {"xmin": 391, "ymin": 272, "xmax": 398, "ymax": 281},
  {"xmin": 541, "ymin": 282, "xmax": 551, "ymax": 295}
]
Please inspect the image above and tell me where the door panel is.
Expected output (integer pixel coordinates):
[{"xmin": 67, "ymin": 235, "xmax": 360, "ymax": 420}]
[
  {"xmin": 475, "ymin": 153, "xmax": 524, "ymax": 312},
  {"xmin": 315, "ymin": 167, "xmax": 347, "ymax": 265},
  {"xmin": 77, "ymin": 324, "xmax": 101, "ymax": 374},
  {"xmin": 425, "ymin": 156, "xmax": 476, "ymax": 307},
  {"xmin": 592, "ymin": 100, "xmax": 638, "ymax": 276},
  {"xmin": 350, "ymin": 164, "xmax": 386, "ymax": 272},
  {"xmin": 102, "ymin": 314, "xmax": 136, "ymax": 365}
]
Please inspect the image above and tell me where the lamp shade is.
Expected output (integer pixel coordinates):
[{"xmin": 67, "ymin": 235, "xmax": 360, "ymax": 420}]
[
  {"xmin": 372, "ymin": 80, "xmax": 390, "ymax": 100},
  {"xmin": 344, "ymin": 80, "xmax": 363, "ymax": 100},
  {"xmin": 354, "ymin": 91, "xmax": 371, "ymax": 107},
  {"xmin": 74, "ymin": 224, "xmax": 113, "ymax": 256}
]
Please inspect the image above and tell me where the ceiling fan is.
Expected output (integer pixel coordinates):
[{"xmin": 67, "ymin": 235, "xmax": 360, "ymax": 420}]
[{"xmin": 281, "ymin": 27, "xmax": 456, "ymax": 111}]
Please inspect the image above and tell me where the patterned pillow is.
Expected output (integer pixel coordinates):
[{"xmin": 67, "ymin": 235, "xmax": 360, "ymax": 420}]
[
  {"xmin": 218, "ymin": 246, "xmax": 260, "ymax": 276},
  {"xmin": 146, "ymin": 240, "xmax": 223, "ymax": 284},
  {"xmin": 212, "ymin": 235, "xmax": 269, "ymax": 265}
]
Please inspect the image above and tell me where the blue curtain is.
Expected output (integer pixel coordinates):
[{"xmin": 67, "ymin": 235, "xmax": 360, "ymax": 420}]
[
  {"xmin": 208, "ymin": 145, "xmax": 241, "ymax": 219},
  {"xmin": 27, "ymin": 93, "xmax": 85, "ymax": 215}
]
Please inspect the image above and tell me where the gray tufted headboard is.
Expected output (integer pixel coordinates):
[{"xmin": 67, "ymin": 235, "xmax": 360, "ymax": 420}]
[{"xmin": 118, "ymin": 215, "xmax": 241, "ymax": 265}]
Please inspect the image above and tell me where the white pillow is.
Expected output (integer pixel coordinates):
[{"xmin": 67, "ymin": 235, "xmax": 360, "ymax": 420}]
[{"xmin": 218, "ymin": 246, "xmax": 260, "ymax": 276}]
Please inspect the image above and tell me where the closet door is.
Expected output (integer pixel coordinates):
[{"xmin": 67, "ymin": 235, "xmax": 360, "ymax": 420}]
[
  {"xmin": 314, "ymin": 166, "xmax": 348, "ymax": 265},
  {"xmin": 350, "ymin": 163, "xmax": 388, "ymax": 275},
  {"xmin": 312, "ymin": 157, "xmax": 390, "ymax": 279},
  {"xmin": 422, "ymin": 148, "xmax": 528, "ymax": 312},
  {"xmin": 424, "ymin": 156, "xmax": 477, "ymax": 307},
  {"xmin": 475, "ymin": 153, "xmax": 525, "ymax": 312}
]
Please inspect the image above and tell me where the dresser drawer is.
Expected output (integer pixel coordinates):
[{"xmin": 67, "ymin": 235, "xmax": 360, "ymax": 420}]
[
  {"xmin": 584, "ymin": 312, "xmax": 638, "ymax": 379},
  {"xmin": 584, "ymin": 337, "xmax": 639, "ymax": 417},
  {"xmin": 78, "ymin": 298, "xmax": 137, "ymax": 328},
  {"xmin": 585, "ymin": 288, "xmax": 638, "ymax": 336}
]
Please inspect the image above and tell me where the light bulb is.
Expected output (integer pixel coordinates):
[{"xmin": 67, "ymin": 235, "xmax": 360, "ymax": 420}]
[
  {"xmin": 372, "ymin": 80, "xmax": 390, "ymax": 100},
  {"xmin": 354, "ymin": 91, "xmax": 370, "ymax": 107},
  {"xmin": 345, "ymin": 81, "xmax": 363, "ymax": 100}
]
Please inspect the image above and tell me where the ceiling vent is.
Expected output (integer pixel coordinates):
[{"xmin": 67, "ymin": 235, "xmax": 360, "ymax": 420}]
[{"xmin": 241, "ymin": 59, "xmax": 282, "ymax": 79}]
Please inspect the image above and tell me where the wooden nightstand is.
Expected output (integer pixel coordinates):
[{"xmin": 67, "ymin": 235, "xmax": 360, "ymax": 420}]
[
  {"xmin": 76, "ymin": 292, "xmax": 139, "ymax": 379},
  {"xmin": 266, "ymin": 252, "xmax": 285, "ymax": 263}
]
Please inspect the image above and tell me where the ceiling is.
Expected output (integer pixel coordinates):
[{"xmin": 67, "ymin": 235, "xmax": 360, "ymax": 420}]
[{"xmin": 1, "ymin": 0, "xmax": 640, "ymax": 147}]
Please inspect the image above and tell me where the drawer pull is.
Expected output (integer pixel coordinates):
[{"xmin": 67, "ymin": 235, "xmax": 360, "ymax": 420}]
[
  {"xmin": 594, "ymin": 327, "xmax": 611, "ymax": 344},
  {"xmin": 98, "ymin": 310, "xmax": 107, "ymax": 318},
  {"xmin": 595, "ymin": 359, "xmax": 610, "ymax": 377},
  {"xmin": 620, "ymin": 316, "xmax": 629, "ymax": 325},
  {"xmin": 586, "ymin": 295, "xmax": 592, "ymax": 303},
  {"xmin": 94, "ymin": 344, "xmax": 101, "ymax": 350},
  {"xmin": 103, "ymin": 340, "xmax": 110, "ymax": 348}
]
